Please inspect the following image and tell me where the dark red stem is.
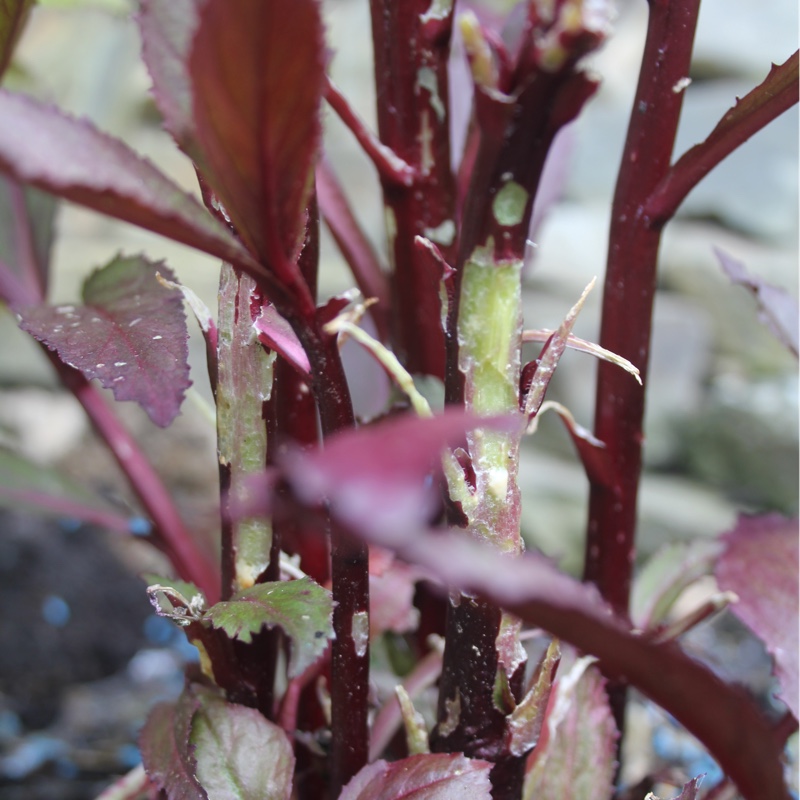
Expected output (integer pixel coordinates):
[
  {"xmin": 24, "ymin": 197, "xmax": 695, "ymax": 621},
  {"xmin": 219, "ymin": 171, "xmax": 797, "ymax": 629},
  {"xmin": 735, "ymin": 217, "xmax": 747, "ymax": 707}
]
[
  {"xmin": 284, "ymin": 193, "xmax": 366, "ymax": 793},
  {"xmin": 645, "ymin": 51, "xmax": 799, "ymax": 225},
  {"xmin": 296, "ymin": 326, "xmax": 367, "ymax": 798},
  {"xmin": 583, "ymin": 0, "xmax": 701, "ymax": 730},
  {"xmin": 368, "ymin": 0, "xmax": 457, "ymax": 378},
  {"xmin": 324, "ymin": 77, "xmax": 415, "ymax": 186}
]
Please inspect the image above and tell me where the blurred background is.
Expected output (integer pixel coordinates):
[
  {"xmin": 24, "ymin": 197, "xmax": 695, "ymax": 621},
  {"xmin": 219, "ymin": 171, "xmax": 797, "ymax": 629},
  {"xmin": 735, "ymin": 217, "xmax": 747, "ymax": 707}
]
[{"xmin": 0, "ymin": 0, "xmax": 796, "ymax": 797}]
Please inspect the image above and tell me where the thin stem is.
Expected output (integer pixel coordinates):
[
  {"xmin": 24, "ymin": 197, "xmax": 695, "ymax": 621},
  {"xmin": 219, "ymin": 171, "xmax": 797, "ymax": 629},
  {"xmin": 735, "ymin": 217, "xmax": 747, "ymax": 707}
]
[
  {"xmin": 324, "ymin": 77, "xmax": 415, "ymax": 186},
  {"xmin": 583, "ymin": 0, "xmax": 701, "ymax": 732},
  {"xmin": 305, "ymin": 330, "xmax": 368, "ymax": 798},
  {"xmin": 46, "ymin": 350, "xmax": 219, "ymax": 601},
  {"xmin": 645, "ymin": 51, "xmax": 799, "ymax": 226},
  {"xmin": 315, "ymin": 158, "xmax": 391, "ymax": 340},
  {"xmin": 8, "ymin": 179, "xmax": 47, "ymax": 305}
]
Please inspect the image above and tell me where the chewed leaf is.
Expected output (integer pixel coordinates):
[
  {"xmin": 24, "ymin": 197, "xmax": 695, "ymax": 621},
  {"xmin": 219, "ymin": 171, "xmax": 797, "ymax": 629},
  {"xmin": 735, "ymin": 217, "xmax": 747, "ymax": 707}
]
[
  {"xmin": 189, "ymin": 0, "xmax": 326, "ymax": 273},
  {"xmin": 523, "ymin": 653, "xmax": 617, "ymax": 800},
  {"xmin": 204, "ymin": 577, "xmax": 333, "ymax": 678},
  {"xmin": 715, "ymin": 513, "xmax": 799, "ymax": 718},
  {"xmin": 715, "ymin": 248, "xmax": 799, "ymax": 357},
  {"xmin": 19, "ymin": 255, "xmax": 191, "ymax": 427},
  {"xmin": 339, "ymin": 753, "xmax": 492, "ymax": 800},
  {"xmin": 139, "ymin": 689, "xmax": 206, "ymax": 800},
  {"xmin": 190, "ymin": 685, "xmax": 294, "ymax": 800},
  {"xmin": 0, "ymin": 90, "xmax": 256, "ymax": 271}
]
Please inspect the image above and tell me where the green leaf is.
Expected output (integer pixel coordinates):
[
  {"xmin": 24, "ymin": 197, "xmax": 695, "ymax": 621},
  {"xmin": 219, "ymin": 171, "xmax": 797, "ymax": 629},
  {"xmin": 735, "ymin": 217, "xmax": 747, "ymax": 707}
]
[
  {"xmin": 190, "ymin": 685, "xmax": 294, "ymax": 800},
  {"xmin": 204, "ymin": 577, "xmax": 333, "ymax": 678}
]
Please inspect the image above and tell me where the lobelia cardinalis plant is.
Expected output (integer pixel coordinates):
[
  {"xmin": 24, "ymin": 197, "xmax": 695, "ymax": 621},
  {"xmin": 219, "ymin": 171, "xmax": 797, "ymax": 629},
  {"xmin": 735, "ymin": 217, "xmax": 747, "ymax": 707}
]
[{"xmin": 0, "ymin": 1, "xmax": 797, "ymax": 799}]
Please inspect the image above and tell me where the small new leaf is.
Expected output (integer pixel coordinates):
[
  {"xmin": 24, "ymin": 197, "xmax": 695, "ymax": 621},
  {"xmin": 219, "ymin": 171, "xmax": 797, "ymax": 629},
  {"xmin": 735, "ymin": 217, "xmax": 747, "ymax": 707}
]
[
  {"xmin": 204, "ymin": 577, "xmax": 333, "ymax": 678},
  {"xmin": 507, "ymin": 638, "xmax": 561, "ymax": 756}
]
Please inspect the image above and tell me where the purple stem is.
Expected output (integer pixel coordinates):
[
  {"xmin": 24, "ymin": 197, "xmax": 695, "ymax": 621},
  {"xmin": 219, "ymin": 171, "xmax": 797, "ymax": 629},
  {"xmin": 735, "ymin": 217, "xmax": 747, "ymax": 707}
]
[
  {"xmin": 324, "ymin": 77, "xmax": 415, "ymax": 186},
  {"xmin": 46, "ymin": 350, "xmax": 219, "ymax": 602},
  {"xmin": 368, "ymin": 0, "xmax": 457, "ymax": 379},
  {"xmin": 295, "ymin": 326, "xmax": 367, "ymax": 798},
  {"xmin": 583, "ymin": 0, "xmax": 701, "ymax": 729},
  {"xmin": 315, "ymin": 158, "xmax": 391, "ymax": 340},
  {"xmin": 645, "ymin": 51, "xmax": 799, "ymax": 226}
]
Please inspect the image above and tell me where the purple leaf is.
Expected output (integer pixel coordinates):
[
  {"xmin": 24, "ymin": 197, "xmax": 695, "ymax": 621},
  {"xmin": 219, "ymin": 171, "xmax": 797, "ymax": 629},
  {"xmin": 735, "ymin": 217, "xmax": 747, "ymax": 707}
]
[
  {"xmin": 252, "ymin": 302, "xmax": 310, "ymax": 376},
  {"xmin": 715, "ymin": 248, "xmax": 799, "ymax": 357},
  {"xmin": 0, "ymin": 90, "xmax": 256, "ymax": 271},
  {"xmin": 715, "ymin": 513, "xmax": 799, "ymax": 719},
  {"xmin": 338, "ymin": 753, "xmax": 492, "ymax": 800},
  {"xmin": 139, "ymin": 690, "xmax": 206, "ymax": 800},
  {"xmin": 523, "ymin": 652, "xmax": 617, "ymax": 800},
  {"xmin": 190, "ymin": 684, "xmax": 294, "ymax": 800},
  {"xmin": 19, "ymin": 255, "xmax": 191, "ymax": 427},
  {"xmin": 188, "ymin": 0, "xmax": 326, "ymax": 276},
  {"xmin": 203, "ymin": 577, "xmax": 334, "ymax": 678},
  {"xmin": 137, "ymin": 0, "xmax": 201, "ymax": 154}
]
